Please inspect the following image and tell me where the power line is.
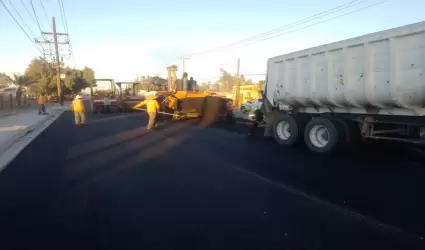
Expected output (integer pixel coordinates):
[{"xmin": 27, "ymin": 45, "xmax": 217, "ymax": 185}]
[
  {"xmin": 0, "ymin": 0, "xmax": 43, "ymax": 54},
  {"xmin": 58, "ymin": 0, "xmax": 68, "ymax": 33},
  {"xmin": 20, "ymin": 0, "xmax": 37, "ymax": 24},
  {"xmin": 38, "ymin": 0, "xmax": 54, "ymax": 59},
  {"xmin": 233, "ymin": 0, "xmax": 389, "ymax": 48},
  {"xmin": 29, "ymin": 0, "xmax": 43, "ymax": 33},
  {"xmin": 185, "ymin": 0, "xmax": 386, "ymax": 57},
  {"xmin": 58, "ymin": 0, "xmax": 75, "ymax": 68},
  {"xmin": 202, "ymin": 0, "xmax": 370, "ymax": 55},
  {"xmin": 40, "ymin": 0, "xmax": 52, "ymax": 29},
  {"xmin": 6, "ymin": 0, "xmax": 37, "ymax": 38}
]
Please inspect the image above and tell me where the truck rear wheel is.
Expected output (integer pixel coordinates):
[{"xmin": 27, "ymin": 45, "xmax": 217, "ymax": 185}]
[
  {"xmin": 304, "ymin": 117, "xmax": 344, "ymax": 154},
  {"xmin": 272, "ymin": 114, "xmax": 304, "ymax": 146},
  {"xmin": 333, "ymin": 118, "xmax": 360, "ymax": 151}
]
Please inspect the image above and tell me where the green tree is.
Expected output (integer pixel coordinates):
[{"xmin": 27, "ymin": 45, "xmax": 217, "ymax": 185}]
[
  {"xmin": 25, "ymin": 57, "xmax": 56, "ymax": 94},
  {"xmin": 25, "ymin": 57, "xmax": 95, "ymax": 95},
  {"xmin": 0, "ymin": 72, "xmax": 12, "ymax": 89}
]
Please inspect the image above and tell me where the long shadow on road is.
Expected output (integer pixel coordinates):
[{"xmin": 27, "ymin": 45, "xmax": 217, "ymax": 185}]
[
  {"xmin": 0, "ymin": 111, "xmax": 424, "ymax": 250},
  {"xmin": 209, "ymin": 121, "xmax": 425, "ymax": 237}
]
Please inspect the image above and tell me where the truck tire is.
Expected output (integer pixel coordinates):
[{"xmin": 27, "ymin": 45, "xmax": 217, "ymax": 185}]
[
  {"xmin": 333, "ymin": 118, "xmax": 361, "ymax": 151},
  {"xmin": 304, "ymin": 117, "xmax": 344, "ymax": 154},
  {"xmin": 272, "ymin": 114, "xmax": 304, "ymax": 146}
]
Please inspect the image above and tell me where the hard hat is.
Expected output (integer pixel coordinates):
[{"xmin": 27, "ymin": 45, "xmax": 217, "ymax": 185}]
[{"xmin": 75, "ymin": 94, "xmax": 82, "ymax": 99}]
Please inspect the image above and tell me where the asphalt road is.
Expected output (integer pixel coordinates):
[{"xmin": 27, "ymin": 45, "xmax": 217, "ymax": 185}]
[{"xmin": 0, "ymin": 111, "xmax": 424, "ymax": 250}]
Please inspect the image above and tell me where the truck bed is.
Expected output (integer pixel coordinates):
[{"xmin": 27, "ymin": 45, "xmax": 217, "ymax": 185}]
[{"xmin": 265, "ymin": 21, "xmax": 425, "ymax": 116}]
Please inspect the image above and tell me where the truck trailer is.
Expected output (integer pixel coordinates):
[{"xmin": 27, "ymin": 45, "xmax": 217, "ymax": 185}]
[{"xmin": 263, "ymin": 21, "xmax": 425, "ymax": 154}]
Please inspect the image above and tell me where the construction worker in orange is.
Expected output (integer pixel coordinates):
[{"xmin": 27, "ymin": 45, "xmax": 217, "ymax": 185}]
[
  {"xmin": 72, "ymin": 94, "xmax": 86, "ymax": 126},
  {"xmin": 133, "ymin": 94, "xmax": 160, "ymax": 131},
  {"xmin": 38, "ymin": 92, "xmax": 47, "ymax": 115}
]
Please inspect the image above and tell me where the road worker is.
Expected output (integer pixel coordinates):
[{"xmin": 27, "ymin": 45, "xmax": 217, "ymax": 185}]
[
  {"xmin": 38, "ymin": 93, "xmax": 47, "ymax": 115},
  {"xmin": 72, "ymin": 94, "xmax": 86, "ymax": 126},
  {"xmin": 133, "ymin": 94, "xmax": 160, "ymax": 131}
]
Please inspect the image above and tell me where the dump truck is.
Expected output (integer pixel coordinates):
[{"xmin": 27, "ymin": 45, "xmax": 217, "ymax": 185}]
[{"xmin": 263, "ymin": 21, "xmax": 425, "ymax": 154}]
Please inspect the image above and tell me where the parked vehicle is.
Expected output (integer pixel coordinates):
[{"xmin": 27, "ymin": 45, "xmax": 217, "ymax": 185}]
[
  {"xmin": 263, "ymin": 21, "xmax": 425, "ymax": 154},
  {"xmin": 240, "ymin": 98, "xmax": 262, "ymax": 113}
]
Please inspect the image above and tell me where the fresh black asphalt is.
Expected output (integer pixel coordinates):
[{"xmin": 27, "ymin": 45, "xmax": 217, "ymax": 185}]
[{"xmin": 0, "ymin": 111, "xmax": 424, "ymax": 250}]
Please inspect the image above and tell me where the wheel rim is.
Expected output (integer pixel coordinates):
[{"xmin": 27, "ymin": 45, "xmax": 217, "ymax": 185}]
[
  {"xmin": 276, "ymin": 121, "xmax": 291, "ymax": 140},
  {"xmin": 309, "ymin": 125, "xmax": 330, "ymax": 148}
]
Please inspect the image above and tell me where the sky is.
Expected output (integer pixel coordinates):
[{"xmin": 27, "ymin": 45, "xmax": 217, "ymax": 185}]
[{"xmin": 1, "ymin": 0, "xmax": 424, "ymax": 88}]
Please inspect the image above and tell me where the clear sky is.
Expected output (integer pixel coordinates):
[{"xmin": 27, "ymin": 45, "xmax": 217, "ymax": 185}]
[{"xmin": 0, "ymin": 0, "xmax": 424, "ymax": 85}]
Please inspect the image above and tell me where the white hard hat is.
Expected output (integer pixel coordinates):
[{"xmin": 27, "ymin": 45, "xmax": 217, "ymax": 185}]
[{"xmin": 75, "ymin": 94, "xmax": 82, "ymax": 99}]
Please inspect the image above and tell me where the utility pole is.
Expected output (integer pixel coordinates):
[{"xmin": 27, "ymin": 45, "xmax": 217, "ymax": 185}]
[
  {"xmin": 177, "ymin": 56, "xmax": 190, "ymax": 74},
  {"xmin": 35, "ymin": 16, "xmax": 69, "ymax": 106},
  {"xmin": 235, "ymin": 58, "xmax": 241, "ymax": 107}
]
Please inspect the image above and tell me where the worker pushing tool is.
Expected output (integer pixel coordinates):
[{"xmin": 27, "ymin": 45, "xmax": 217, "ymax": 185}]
[{"xmin": 133, "ymin": 94, "xmax": 160, "ymax": 131}]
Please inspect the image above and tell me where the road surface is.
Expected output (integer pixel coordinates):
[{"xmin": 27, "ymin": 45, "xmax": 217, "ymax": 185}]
[{"xmin": 0, "ymin": 112, "xmax": 424, "ymax": 250}]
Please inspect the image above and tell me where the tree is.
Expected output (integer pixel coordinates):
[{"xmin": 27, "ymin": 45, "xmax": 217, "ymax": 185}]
[
  {"xmin": 219, "ymin": 69, "xmax": 237, "ymax": 92},
  {"xmin": 198, "ymin": 81, "xmax": 212, "ymax": 92},
  {"xmin": 258, "ymin": 80, "xmax": 265, "ymax": 90},
  {"xmin": 11, "ymin": 74, "xmax": 32, "ymax": 105},
  {"xmin": 0, "ymin": 72, "xmax": 12, "ymax": 89},
  {"xmin": 25, "ymin": 57, "xmax": 55, "ymax": 94},
  {"xmin": 24, "ymin": 57, "xmax": 96, "ymax": 96},
  {"xmin": 82, "ymin": 67, "xmax": 95, "ymax": 87}
]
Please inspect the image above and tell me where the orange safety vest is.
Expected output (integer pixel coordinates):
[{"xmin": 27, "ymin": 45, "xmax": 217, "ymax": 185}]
[
  {"xmin": 38, "ymin": 96, "xmax": 46, "ymax": 104},
  {"xmin": 72, "ymin": 99, "xmax": 85, "ymax": 112}
]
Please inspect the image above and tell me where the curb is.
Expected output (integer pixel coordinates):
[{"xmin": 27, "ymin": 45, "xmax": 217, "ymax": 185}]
[
  {"xmin": 0, "ymin": 108, "xmax": 65, "ymax": 173},
  {"xmin": 0, "ymin": 107, "xmax": 38, "ymax": 118}
]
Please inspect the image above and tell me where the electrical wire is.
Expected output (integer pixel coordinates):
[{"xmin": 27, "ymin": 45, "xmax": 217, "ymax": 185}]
[
  {"xmin": 185, "ymin": 0, "xmax": 388, "ymax": 57},
  {"xmin": 38, "ymin": 0, "xmax": 54, "ymax": 60},
  {"xmin": 184, "ymin": 0, "xmax": 388, "ymax": 80},
  {"xmin": 58, "ymin": 0, "xmax": 76, "ymax": 68},
  {"xmin": 233, "ymin": 0, "xmax": 389, "ymax": 49},
  {"xmin": 19, "ymin": 0, "xmax": 37, "ymax": 24},
  {"xmin": 0, "ymin": 0, "xmax": 43, "ymax": 54},
  {"xmin": 40, "ymin": 0, "xmax": 52, "ymax": 29},
  {"xmin": 6, "ymin": 0, "xmax": 37, "ymax": 38},
  {"xmin": 29, "ymin": 0, "xmax": 44, "ymax": 33},
  {"xmin": 58, "ymin": 0, "xmax": 68, "ymax": 33},
  {"xmin": 188, "ymin": 0, "xmax": 370, "ymax": 57},
  {"xmin": 226, "ymin": 0, "xmax": 369, "ymax": 47}
]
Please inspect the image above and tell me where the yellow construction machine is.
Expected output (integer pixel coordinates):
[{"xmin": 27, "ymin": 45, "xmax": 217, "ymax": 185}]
[{"xmin": 133, "ymin": 88, "xmax": 234, "ymax": 122}]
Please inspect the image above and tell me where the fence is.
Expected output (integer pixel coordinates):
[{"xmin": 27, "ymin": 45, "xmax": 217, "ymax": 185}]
[{"xmin": 0, "ymin": 94, "xmax": 37, "ymax": 117}]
